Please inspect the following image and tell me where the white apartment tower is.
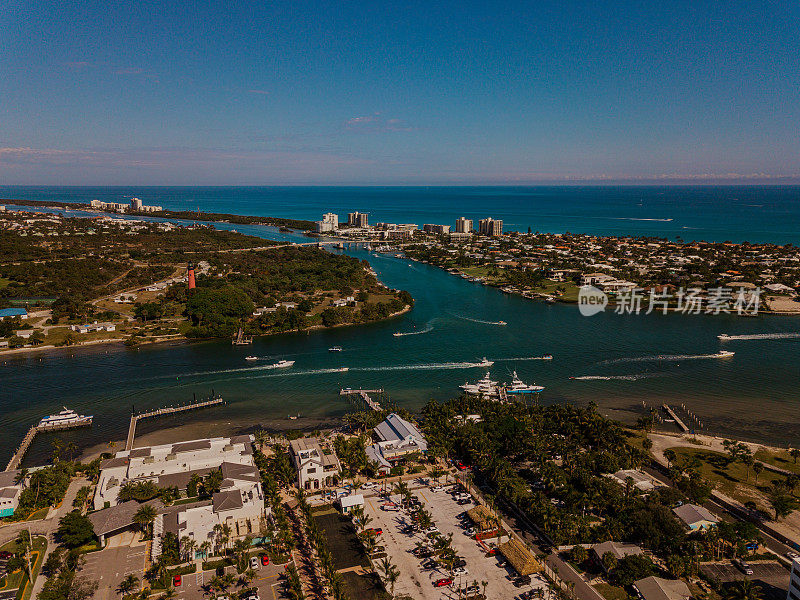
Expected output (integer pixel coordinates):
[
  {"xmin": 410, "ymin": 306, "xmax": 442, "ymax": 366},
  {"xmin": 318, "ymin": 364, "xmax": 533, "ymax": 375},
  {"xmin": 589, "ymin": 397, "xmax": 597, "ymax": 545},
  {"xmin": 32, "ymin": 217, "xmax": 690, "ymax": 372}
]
[
  {"xmin": 478, "ymin": 218, "xmax": 503, "ymax": 236},
  {"xmin": 455, "ymin": 217, "xmax": 472, "ymax": 233}
]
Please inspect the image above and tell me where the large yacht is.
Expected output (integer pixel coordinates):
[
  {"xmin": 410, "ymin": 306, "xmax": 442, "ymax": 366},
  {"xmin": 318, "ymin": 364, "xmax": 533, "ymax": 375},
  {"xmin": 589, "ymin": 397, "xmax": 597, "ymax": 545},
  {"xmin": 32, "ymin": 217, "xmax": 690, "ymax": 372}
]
[
  {"xmin": 38, "ymin": 408, "xmax": 93, "ymax": 429},
  {"xmin": 505, "ymin": 371, "xmax": 545, "ymax": 394},
  {"xmin": 460, "ymin": 372, "xmax": 500, "ymax": 397}
]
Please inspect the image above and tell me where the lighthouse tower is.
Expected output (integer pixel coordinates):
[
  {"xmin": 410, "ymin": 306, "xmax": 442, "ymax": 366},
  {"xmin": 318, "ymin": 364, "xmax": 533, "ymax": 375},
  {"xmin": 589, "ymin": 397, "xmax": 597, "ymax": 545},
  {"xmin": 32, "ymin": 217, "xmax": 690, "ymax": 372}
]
[{"xmin": 187, "ymin": 263, "xmax": 196, "ymax": 290}]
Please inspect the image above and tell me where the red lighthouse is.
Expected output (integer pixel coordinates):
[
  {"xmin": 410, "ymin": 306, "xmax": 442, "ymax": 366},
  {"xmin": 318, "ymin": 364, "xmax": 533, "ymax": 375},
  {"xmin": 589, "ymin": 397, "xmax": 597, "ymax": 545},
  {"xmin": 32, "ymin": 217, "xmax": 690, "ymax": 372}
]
[{"xmin": 187, "ymin": 263, "xmax": 196, "ymax": 290}]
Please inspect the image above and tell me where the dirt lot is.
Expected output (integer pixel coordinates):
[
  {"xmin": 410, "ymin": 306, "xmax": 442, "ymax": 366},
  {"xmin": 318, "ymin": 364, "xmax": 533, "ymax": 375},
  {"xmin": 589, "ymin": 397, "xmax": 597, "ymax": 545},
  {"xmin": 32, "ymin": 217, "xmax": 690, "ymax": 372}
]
[
  {"xmin": 313, "ymin": 506, "xmax": 370, "ymax": 571},
  {"xmin": 362, "ymin": 483, "xmax": 548, "ymax": 600}
]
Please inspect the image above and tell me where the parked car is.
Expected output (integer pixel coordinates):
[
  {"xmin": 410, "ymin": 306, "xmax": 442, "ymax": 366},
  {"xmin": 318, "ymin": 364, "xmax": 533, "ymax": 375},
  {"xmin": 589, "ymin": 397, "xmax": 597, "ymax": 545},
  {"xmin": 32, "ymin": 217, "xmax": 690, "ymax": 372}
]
[
  {"xmin": 453, "ymin": 566, "xmax": 468, "ymax": 576},
  {"xmin": 421, "ymin": 558, "xmax": 438, "ymax": 570},
  {"xmin": 453, "ymin": 557, "xmax": 467, "ymax": 568},
  {"xmin": 430, "ymin": 485, "xmax": 444, "ymax": 492},
  {"xmin": 250, "ymin": 556, "xmax": 260, "ymax": 570},
  {"xmin": 364, "ymin": 527, "xmax": 383, "ymax": 536},
  {"xmin": 513, "ymin": 575, "xmax": 532, "ymax": 587},
  {"xmin": 260, "ymin": 554, "xmax": 270, "ymax": 565},
  {"xmin": 457, "ymin": 498, "xmax": 472, "ymax": 505},
  {"xmin": 464, "ymin": 527, "xmax": 475, "ymax": 536},
  {"xmin": 734, "ymin": 558, "xmax": 754, "ymax": 575},
  {"xmin": 361, "ymin": 481, "xmax": 375, "ymax": 489},
  {"xmin": 381, "ymin": 503, "xmax": 400, "ymax": 511},
  {"xmin": 786, "ymin": 551, "xmax": 800, "ymax": 561},
  {"xmin": 173, "ymin": 575, "xmax": 182, "ymax": 587},
  {"xmin": 0, "ymin": 551, "xmax": 12, "ymax": 560},
  {"xmin": 434, "ymin": 577, "xmax": 453, "ymax": 587},
  {"xmin": 464, "ymin": 584, "xmax": 480, "ymax": 595}
]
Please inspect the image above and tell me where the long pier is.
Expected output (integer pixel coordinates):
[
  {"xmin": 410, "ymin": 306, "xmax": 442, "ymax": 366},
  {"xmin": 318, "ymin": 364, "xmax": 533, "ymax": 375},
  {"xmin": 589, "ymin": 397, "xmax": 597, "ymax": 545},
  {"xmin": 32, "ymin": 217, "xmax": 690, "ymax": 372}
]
[
  {"xmin": 340, "ymin": 388, "xmax": 384, "ymax": 412},
  {"xmin": 661, "ymin": 404, "xmax": 689, "ymax": 433},
  {"xmin": 6, "ymin": 419, "xmax": 93, "ymax": 472},
  {"xmin": 126, "ymin": 395, "xmax": 224, "ymax": 450}
]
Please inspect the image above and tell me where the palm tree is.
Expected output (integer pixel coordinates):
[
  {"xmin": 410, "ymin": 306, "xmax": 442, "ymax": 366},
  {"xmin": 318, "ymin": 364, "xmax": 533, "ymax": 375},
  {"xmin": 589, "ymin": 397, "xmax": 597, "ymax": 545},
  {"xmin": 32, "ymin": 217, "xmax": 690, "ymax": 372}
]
[
  {"xmin": 791, "ymin": 448, "xmax": 800, "ymax": 464},
  {"xmin": 13, "ymin": 468, "xmax": 28, "ymax": 489},
  {"xmin": 393, "ymin": 481, "xmax": 410, "ymax": 505},
  {"xmin": 117, "ymin": 574, "xmax": 140, "ymax": 597},
  {"xmin": 723, "ymin": 579, "xmax": 763, "ymax": 600},
  {"xmin": 377, "ymin": 557, "xmax": 400, "ymax": 597},
  {"xmin": 133, "ymin": 504, "xmax": 157, "ymax": 539}
]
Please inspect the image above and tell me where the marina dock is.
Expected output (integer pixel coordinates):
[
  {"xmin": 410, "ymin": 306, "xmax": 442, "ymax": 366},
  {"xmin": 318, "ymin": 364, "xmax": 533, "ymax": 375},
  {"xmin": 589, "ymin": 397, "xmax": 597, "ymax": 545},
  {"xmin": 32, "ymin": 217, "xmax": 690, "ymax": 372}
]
[
  {"xmin": 661, "ymin": 404, "xmax": 689, "ymax": 433},
  {"xmin": 126, "ymin": 394, "xmax": 224, "ymax": 450},
  {"xmin": 5, "ymin": 418, "xmax": 92, "ymax": 472},
  {"xmin": 340, "ymin": 388, "xmax": 385, "ymax": 412}
]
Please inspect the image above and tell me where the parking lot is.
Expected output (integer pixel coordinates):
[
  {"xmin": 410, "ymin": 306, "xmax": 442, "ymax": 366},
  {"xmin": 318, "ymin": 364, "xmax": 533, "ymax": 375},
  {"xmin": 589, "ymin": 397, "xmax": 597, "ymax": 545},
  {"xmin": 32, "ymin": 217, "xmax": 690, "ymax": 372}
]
[
  {"xmin": 700, "ymin": 561, "xmax": 788, "ymax": 600},
  {"xmin": 82, "ymin": 542, "xmax": 149, "ymax": 600},
  {"xmin": 82, "ymin": 539, "xmax": 290, "ymax": 600},
  {"xmin": 363, "ymin": 482, "xmax": 548, "ymax": 600}
]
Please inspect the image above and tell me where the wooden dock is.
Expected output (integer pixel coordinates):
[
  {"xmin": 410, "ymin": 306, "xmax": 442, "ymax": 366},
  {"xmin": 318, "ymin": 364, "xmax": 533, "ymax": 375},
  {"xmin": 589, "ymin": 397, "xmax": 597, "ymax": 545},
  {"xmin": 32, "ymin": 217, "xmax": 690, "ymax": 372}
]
[
  {"xmin": 662, "ymin": 404, "xmax": 689, "ymax": 433},
  {"xmin": 340, "ymin": 388, "xmax": 384, "ymax": 412},
  {"xmin": 6, "ymin": 419, "xmax": 93, "ymax": 472},
  {"xmin": 126, "ymin": 395, "xmax": 224, "ymax": 450}
]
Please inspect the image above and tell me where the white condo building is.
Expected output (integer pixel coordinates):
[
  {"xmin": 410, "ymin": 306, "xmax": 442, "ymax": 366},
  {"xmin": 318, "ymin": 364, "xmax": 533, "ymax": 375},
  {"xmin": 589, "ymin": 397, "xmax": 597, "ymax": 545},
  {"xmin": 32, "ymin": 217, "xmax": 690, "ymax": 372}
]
[
  {"xmin": 316, "ymin": 212, "xmax": 339, "ymax": 233},
  {"xmin": 478, "ymin": 217, "xmax": 503, "ymax": 236},
  {"xmin": 90, "ymin": 435, "xmax": 267, "ymax": 558},
  {"xmin": 455, "ymin": 217, "xmax": 472, "ymax": 233}
]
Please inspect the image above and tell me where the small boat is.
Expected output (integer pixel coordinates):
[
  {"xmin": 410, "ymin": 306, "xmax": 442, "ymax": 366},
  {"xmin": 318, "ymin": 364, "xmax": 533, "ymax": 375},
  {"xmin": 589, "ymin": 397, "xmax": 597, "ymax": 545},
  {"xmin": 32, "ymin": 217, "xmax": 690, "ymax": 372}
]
[
  {"xmin": 476, "ymin": 357, "xmax": 494, "ymax": 367},
  {"xmin": 497, "ymin": 321, "xmax": 507, "ymax": 326},
  {"xmin": 545, "ymin": 296, "xmax": 556, "ymax": 304},
  {"xmin": 245, "ymin": 356, "xmax": 258, "ymax": 361},
  {"xmin": 272, "ymin": 360, "xmax": 295, "ymax": 368},
  {"xmin": 288, "ymin": 414, "xmax": 300, "ymax": 420},
  {"xmin": 334, "ymin": 367, "xmax": 349, "ymax": 372},
  {"xmin": 717, "ymin": 334, "xmax": 731, "ymax": 340},
  {"xmin": 541, "ymin": 354, "xmax": 554, "ymax": 360},
  {"xmin": 329, "ymin": 346, "xmax": 343, "ymax": 352},
  {"xmin": 714, "ymin": 350, "xmax": 735, "ymax": 358}
]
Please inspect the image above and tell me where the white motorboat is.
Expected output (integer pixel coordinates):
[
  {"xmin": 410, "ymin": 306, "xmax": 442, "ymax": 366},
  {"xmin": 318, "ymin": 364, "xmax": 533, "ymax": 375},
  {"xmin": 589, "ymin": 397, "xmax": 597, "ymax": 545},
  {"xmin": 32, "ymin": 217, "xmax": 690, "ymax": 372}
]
[
  {"xmin": 714, "ymin": 350, "xmax": 735, "ymax": 358},
  {"xmin": 329, "ymin": 346, "xmax": 343, "ymax": 352},
  {"xmin": 476, "ymin": 357, "xmax": 494, "ymax": 367},
  {"xmin": 245, "ymin": 356, "xmax": 258, "ymax": 361},
  {"xmin": 272, "ymin": 360, "xmax": 295, "ymax": 368}
]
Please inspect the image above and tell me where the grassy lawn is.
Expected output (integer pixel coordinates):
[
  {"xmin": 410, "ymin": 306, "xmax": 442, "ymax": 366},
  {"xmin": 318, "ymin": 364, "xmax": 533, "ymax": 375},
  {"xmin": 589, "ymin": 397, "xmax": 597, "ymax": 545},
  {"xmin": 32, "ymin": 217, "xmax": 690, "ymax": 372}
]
[
  {"xmin": 670, "ymin": 447, "xmax": 790, "ymax": 511},
  {"xmin": 25, "ymin": 507, "xmax": 49, "ymax": 521},
  {"xmin": 339, "ymin": 571, "xmax": 389, "ymax": 600},
  {"xmin": 754, "ymin": 448, "xmax": 800, "ymax": 475},
  {"xmin": 0, "ymin": 536, "xmax": 47, "ymax": 600},
  {"xmin": 594, "ymin": 583, "xmax": 631, "ymax": 600},
  {"xmin": 0, "ymin": 277, "xmax": 11, "ymax": 289}
]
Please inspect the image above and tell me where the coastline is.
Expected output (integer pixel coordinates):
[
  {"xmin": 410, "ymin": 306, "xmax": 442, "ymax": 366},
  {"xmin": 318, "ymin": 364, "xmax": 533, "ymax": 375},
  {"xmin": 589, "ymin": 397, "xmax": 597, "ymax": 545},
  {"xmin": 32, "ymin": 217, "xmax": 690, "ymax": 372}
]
[{"xmin": 0, "ymin": 305, "xmax": 412, "ymax": 360}]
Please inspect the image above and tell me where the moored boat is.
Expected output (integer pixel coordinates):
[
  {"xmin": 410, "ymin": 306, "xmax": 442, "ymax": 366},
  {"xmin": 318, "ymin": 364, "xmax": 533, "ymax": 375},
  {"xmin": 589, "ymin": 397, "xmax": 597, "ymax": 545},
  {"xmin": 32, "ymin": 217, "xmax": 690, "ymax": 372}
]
[{"xmin": 39, "ymin": 407, "xmax": 93, "ymax": 429}]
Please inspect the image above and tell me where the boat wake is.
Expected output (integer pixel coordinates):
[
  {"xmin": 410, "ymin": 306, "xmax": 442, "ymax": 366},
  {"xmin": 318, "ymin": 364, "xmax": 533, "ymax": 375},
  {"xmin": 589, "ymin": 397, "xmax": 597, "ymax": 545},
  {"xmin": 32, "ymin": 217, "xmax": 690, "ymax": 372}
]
[
  {"xmin": 571, "ymin": 373, "xmax": 665, "ymax": 381},
  {"xmin": 614, "ymin": 217, "xmax": 673, "ymax": 222},
  {"xmin": 355, "ymin": 361, "xmax": 489, "ymax": 372},
  {"xmin": 393, "ymin": 325, "xmax": 434, "ymax": 337},
  {"xmin": 497, "ymin": 355, "xmax": 554, "ymax": 361},
  {"xmin": 599, "ymin": 352, "xmax": 733, "ymax": 365},
  {"xmin": 718, "ymin": 332, "xmax": 800, "ymax": 341},
  {"xmin": 450, "ymin": 313, "xmax": 507, "ymax": 326}
]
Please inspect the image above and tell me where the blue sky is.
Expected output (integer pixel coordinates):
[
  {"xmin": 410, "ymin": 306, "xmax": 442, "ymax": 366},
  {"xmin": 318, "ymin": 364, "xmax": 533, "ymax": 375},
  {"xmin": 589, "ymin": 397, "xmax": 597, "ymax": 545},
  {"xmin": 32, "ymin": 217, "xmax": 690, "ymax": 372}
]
[{"xmin": 2, "ymin": 0, "xmax": 799, "ymax": 184}]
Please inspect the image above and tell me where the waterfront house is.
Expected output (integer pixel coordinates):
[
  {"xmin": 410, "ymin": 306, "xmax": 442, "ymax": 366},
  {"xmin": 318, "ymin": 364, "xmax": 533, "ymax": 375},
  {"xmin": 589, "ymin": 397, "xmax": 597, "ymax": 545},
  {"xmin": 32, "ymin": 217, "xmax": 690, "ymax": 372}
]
[
  {"xmin": 366, "ymin": 413, "xmax": 428, "ymax": 473},
  {"xmin": 0, "ymin": 470, "xmax": 24, "ymax": 517},
  {"xmin": 673, "ymin": 503, "xmax": 718, "ymax": 531},
  {"xmin": 289, "ymin": 437, "xmax": 340, "ymax": 491}
]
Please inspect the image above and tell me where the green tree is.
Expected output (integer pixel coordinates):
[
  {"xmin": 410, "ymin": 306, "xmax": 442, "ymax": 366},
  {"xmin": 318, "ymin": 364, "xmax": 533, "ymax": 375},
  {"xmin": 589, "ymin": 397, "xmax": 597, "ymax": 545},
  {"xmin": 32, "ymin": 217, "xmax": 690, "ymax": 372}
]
[
  {"xmin": 57, "ymin": 511, "xmax": 96, "ymax": 548},
  {"xmin": 133, "ymin": 504, "xmax": 158, "ymax": 538},
  {"xmin": 118, "ymin": 574, "xmax": 140, "ymax": 597}
]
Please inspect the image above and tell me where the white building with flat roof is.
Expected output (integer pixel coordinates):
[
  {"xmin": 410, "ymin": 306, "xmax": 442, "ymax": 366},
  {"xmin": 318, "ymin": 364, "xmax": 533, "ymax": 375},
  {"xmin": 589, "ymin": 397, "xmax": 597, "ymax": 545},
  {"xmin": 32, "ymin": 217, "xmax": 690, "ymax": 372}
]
[{"xmin": 93, "ymin": 434, "xmax": 256, "ymax": 510}]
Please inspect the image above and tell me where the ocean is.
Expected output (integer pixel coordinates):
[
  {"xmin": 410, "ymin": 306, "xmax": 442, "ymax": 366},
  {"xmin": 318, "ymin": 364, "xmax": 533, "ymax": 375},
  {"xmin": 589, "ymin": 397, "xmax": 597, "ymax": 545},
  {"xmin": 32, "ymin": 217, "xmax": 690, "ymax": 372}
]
[
  {"xmin": 1, "ymin": 185, "xmax": 800, "ymax": 466},
  {"xmin": 3, "ymin": 185, "xmax": 800, "ymax": 244}
]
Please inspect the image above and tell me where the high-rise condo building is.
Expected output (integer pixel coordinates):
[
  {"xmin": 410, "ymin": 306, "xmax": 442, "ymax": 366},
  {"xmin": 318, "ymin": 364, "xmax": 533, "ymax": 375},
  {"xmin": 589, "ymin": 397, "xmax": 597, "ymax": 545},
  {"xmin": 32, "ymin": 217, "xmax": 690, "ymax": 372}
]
[{"xmin": 455, "ymin": 217, "xmax": 472, "ymax": 233}]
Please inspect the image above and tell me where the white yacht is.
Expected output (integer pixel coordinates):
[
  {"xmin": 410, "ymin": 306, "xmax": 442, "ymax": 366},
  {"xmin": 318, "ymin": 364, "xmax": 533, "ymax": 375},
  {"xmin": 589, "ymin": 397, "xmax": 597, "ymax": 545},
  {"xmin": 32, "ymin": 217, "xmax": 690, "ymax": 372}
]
[
  {"xmin": 329, "ymin": 346, "xmax": 343, "ymax": 352},
  {"xmin": 245, "ymin": 356, "xmax": 258, "ymax": 361},
  {"xmin": 717, "ymin": 334, "xmax": 731, "ymax": 340},
  {"xmin": 476, "ymin": 357, "xmax": 494, "ymax": 367},
  {"xmin": 38, "ymin": 408, "xmax": 93, "ymax": 429},
  {"xmin": 272, "ymin": 360, "xmax": 295, "ymax": 368},
  {"xmin": 460, "ymin": 372, "xmax": 500, "ymax": 396},
  {"xmin": 505, "ymin": 371, "xmax": 545, "ymax": 394},
  {"xmin": 714, "ymin": 350, "xmax": 735, "ymax": 358}
]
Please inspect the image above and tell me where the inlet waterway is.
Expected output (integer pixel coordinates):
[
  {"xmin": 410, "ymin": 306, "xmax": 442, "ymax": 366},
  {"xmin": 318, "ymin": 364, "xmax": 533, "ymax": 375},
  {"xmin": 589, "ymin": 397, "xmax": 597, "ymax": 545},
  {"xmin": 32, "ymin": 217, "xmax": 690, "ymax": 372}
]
[{"xmin": 2, "ymin": 196, "xmax": 800, "ymax": 465}]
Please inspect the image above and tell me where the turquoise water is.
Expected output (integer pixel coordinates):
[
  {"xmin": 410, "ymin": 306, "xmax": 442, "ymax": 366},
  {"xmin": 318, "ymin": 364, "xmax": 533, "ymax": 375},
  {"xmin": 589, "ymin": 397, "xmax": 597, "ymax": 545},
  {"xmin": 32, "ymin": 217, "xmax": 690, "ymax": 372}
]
[{"xmin": 1, "ymin": 187, "xmax": 800, "ymax": 465}]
